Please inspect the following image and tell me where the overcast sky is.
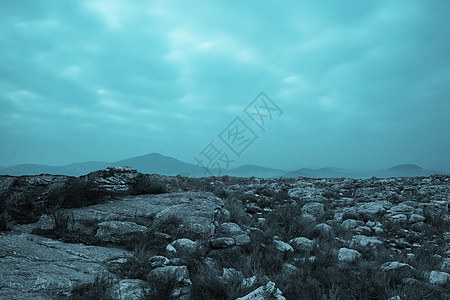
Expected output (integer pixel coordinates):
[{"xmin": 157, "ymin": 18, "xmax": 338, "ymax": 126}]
[{"xmin": 1, "ymin": 0, "xmax": 449, "ymax": 172}]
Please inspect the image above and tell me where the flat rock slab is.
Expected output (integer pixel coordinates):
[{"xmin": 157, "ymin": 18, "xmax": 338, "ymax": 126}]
[{"xmin": 0, "ymin": 232, "xmax": 131, "ymax": 299}]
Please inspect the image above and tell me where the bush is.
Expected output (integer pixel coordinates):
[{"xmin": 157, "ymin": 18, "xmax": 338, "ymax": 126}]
[
  {"xmin": 130, "ymin": 174, "xmax": 168, "ymax": 195},
  {"xmin": 62, "ymin": 274, "xmax": 114, "ymax": 300},
  {"xmin": 46, "ymin": 178, "xmax": 111, "ymax": 209},
  {"xmin": 0, "ymin": 211, "xmax": 12, "ymax": 231}
]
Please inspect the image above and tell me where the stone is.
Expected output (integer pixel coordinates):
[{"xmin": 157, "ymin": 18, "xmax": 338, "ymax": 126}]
[
  {"xmin": 380, "ymin": 262, "xmax": 415, "ymax": 272},
  {"xmin": 409, "ymin": 214, "xmax": 425, "ymax": 223},
  {"xmin": 210, "ymin": 237, "xmax": 235, "ymax": 249},
  {"xmin": 289, "ymin": 237, "xmax": 313, "ymax": 252},
  {"xmin": 0, "ymin": 233, "xmax": 131, "ymax": 300},
  {"xmin": 237, "ymin": 281, "xmax": 286, "ymax": 300},
  {"xmin": 95, "ymin": 221, "xmax": 147, "ymax": 243},
  {"xmin": 110, "ymin": 279, "xmax": 148, "ymax": 300},
  {"xmin": 429, "ymin": 270, "xmax": 450, "ymax": 285},
  {"xmin": 440, "ymin": 258, "xmax": 450, "ymax": 272},
  {"xmin": 338, "ymin": 248, "xmax": 362, "ymax": 262},
  {"xmin": 169, "ymin": 238, "xmax": 197, "ymax": 254},
  {"xmin": 388, "ymin": 203, "xmax": 414, "ymax": 215},
  {"xmin": 313, "ymin": 223, "xmax": 334, "ymax": 238},
  {"xmin": 302, "ymin": 203, "xmax": 324, "ymax": 219},
  {"xmin": 147, "ymin": 266, "xmax": 191, "ymax": 299},
  {"xmin": 234, "ymin": 234, "xmax": 251, "ymax": 246},
  {"xmin": 389, "ymin": 214, "xmax": 407, "ymax": 222},
  {"xmin": 342, "ymin": 219, "xmax": 359, "ymax": 230},
  {"xmin": 352, "ymin": 235, "xmax": 383, "ymax": 248},
  {"xmin": 219, "ymin": 222, "xmax": 244, "ymax": 235},
  {"xmin": 149, "ymin": 256, "xmax": 170, "ymax": 268},
  {"xmin": 357, "ymin": 201, "xmax": 391, "ymax": 216},
  {"xmin": 274, "ymin": 240, "xmax": 294, "ymax": 253}
]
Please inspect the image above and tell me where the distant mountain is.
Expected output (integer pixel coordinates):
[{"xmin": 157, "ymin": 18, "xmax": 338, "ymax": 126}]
[
  {"xmin": 375, "ymin": 164, "xmax": 442, "ymax": 178},
  {"xmin": 225, "ymin": 164, "xmax": 285, "ymax": 177},
  {"xmin": 284, "ymin": 167, "xmax": 363, "ymax": 178},
  {"xmin": 113, "ymin": 153, "xmax": 202, "ymax": 176},
  {"xmin": 0, "ymin": 155, "xmax": 448, "ymax": 179},
  {"xmin": 0, "ymin": 164, "xmax": 73, "ymax": 176},
  {"xmin": 0, "ymin": 154, "xmax": 203, "ymax": 177}
]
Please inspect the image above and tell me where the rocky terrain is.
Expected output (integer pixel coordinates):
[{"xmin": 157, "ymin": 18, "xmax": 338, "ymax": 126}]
[{"xmin": 0, "ymin": 167, "xmax": 449, "ymax": 299}]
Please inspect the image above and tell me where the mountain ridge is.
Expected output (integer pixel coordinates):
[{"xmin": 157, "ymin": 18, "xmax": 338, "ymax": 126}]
[{"xmin": 0, "ymin": 154, "xmax": 447, "ymax": 178}]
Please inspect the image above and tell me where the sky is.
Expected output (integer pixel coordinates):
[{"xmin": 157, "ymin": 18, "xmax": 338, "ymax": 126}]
[{"xmin": 1, "ymin": 0, "xmax": 449, "ymax": 172}]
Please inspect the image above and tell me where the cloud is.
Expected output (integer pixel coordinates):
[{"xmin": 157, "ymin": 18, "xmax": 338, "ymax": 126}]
[{"xmin": 0, "ymin": 0, "xmax": 449, "ymax": 171}]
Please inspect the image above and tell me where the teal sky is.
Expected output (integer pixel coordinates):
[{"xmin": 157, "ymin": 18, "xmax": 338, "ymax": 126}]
[{"xmin": 1, "ymin": 0, "xmax": 449, "ymax": 172}]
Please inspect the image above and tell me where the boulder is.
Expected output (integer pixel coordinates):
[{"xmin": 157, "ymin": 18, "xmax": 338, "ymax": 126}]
[
  {"xmin": 234, "ymin": 234, "xmax": 251, "ymax": 246},
  {"xmin": 302, "ymin": 203, "xmax": 324, "ymax": 219},
  {"xmin": 289, "ymin": 237, "xmax": 313, "ymax": 252},
  {"xmin": 409, "ymin": 214, "xmax": 425, "ymax": 223},
  {"xmin": 169, "ymin": 238, "xmax": 197, "ymax": 254},
  {"xmin": 109, "ymin": 279, "xmax": 148, "ymax": 300},
  {"xmin": 274, "ymin": 240, "xmax": 294, "ymax": 253},
  {"xmin": 149, "ymin": 256, "xmax": 170, "ymax": 268},
  {"xmin": 210, "ymin": 237, "xmax": 235, "ymax": 249},
  {"xmin": 95, "ymin": 221, "xmax": 147, "ymax": 243},
  {"xmin": 380, "ymin": 262, "xmax": 415, "ymax": 272},
  {"xmin": 219, "ymin": 222, "xmax": 244, "ymax": 235},
  {"xmin": 338, "ymin": 248, "xmax": 362, "ymax": 262},
  {"xmin": 352, "ymin": 235, "xmax": 383, "ymax": 248},
  {"xmin": 236, "ymin": 281, "xmax": 286, "ymax": 300},
  {"xmin": 342, "ymin": 219, "xmax": 359, "ymax": 231},
  {"xmin": 429, "ymin": 270, "xmax": 450, "ymax": 285}
]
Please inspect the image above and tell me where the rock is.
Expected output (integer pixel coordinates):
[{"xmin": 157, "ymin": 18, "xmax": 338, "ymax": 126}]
[
  {"xmin": 234, "ymin": 234, "xmax": 251, "ymax": 246},
  {"xmin": 302, "ymin": 203, "xmax": 324, "ymax": 219},
  {"xmin": 109, "ymin": 279, "xmax": 148, "ymax": 300},
  {"xmin": 338, "ymin": 248, "xmax": 362, "ymax": 262},
  {"xmin": 380, "ymin": 262, "xmax": 415, "ymax": 272},
  {"xmin": 87, "ymin": 167, "xmax": 138, "ymax": 193},
  {"xmin": 210, "ymin": 237, "xmax": 235, "ymax": 249},
  {"xmin": 236, "ymin": 281, "xmax": 286, "ymax": 300},
  {"xmin": 147, "ymin": 266, "xmax": 191, "ymax": 299},
  {"xmin": 289, "ymin": 237, "xmax": 313, "ymax": 252},
  {"xmin": 219, "ymin": 222, "xmax": 244, "ymax": 235},
  {"xmin": 95, "ymin": 221, "xmax": 147, "ymax": 243},
  {"xmin": 0, "ymin": 233, "xmax": 131, "ymax": 300},
  {"xmin": 429, "ymin": 270, "xmax": 450, "ymax": 285},
  {"xmin": 352, "ymin": 235, "xmax": 383, "ymax": 248},
  {"xmin": 313, "ymin": 223, "xmax": 334, "ymax": 238},
  {"xmin": 274, "ymin": 240, "xmax": 294, "ymax": 253},
  {"xmin": 389, "ymin": 214, "xmax": 407, "ymax": 222},
  {"xmin": 220, "ymin": 268, "xmax": 244, "ymax": 285},
  {"xmin": 149, "ymin": 256, "xmax": 170, "ymax": 268},
  {"xmin": 241, "ymin": 276, "xmax": 257, "ymax": 290},
  {"xmin": 342, "ymin": 219, "xmax": 359, "ymax": 230},
  {"xmin": 409, "ymin": 214, "xmax": 425, "ymax": 223},
  {"xmin": 166, "ymin": 244, "xmax": 177, "ymax": 253},
  {"xmin": 357, "ymin": 201, "xmax": 391, "ymax": 217},
  {"xmin": 410, "ymin": 222, "xmax": 424, "ymax": 231},
  {"xmin": 441, "ymin": 258, "xmax": 450, "ymax": 272},
  {"xmin": 388, "ymin": 203, "xmax": 414, "ymax": 215},
  {"xmin": 169, "ymin": 238, "xmax": 197, "ymax": 254}
]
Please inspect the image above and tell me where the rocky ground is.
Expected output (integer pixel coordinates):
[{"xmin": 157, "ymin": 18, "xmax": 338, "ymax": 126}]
[{"xmin": 0, "ymin": 167, "xmax": 449, "ymax": 299}]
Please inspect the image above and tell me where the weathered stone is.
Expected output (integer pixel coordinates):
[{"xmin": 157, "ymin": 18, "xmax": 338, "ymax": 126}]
[
  {"xmin": 169, "ymin": 238, "xmax": 197, "ymax": 254},
  {"xmin": 302, "ymin": 203, "xmax": 324, "ymax": 219},
  {"xmin": 0, "ymin": 233, "xmax": 131, "ymax": 300},
  {"xmin": 237, "ymin": 281, "xmax": 286, "ymax": 300},
  {"xmin": 357, "ymin": 201, "xmax": 391, "ymax": 216},
  {"xmin": 110, "ymin": 279, "xmax": 148, "ymax": 300},
  {"xmin": 380, "ymin": 261, "xmax": 415, "ymax": 272},
  {"xmin": 95, "ymin": 221, "xmax": 147, "ymax": 243},
  {"xmin": 342, "ymin": 219, "xmax": 359, "ymax": 230},
  {"xmin": 210, "ymin": 237, "xmax": 235, "ymax": 249},
  {"xmin": 338, "ymin": 248, "xmax": 362, "ymax": 262},
  {"xmin": 274, "ymin": 240, "xmax": 294, "ymax": 253},
  {"xmin": 388, "ymin": 203, "xmax": 414, "ymax": 215},
  {"xmin": 219, "ymin": 222, "xmax": 244, "ymax": 235},
  {"xmin": 289, "ymin": 237, "xmax": 313, "ymax": 252},
  {"xmin": 149, "ymin": 256, "xmax": 170, "ymax": 268},
  {"xmin": 429, "ymin": 270, "xmax": 450, "ymax": 285},
  {"xmin": 409, "ymin": 214, "xmax": 425, "ymax": 223},
  {"xmin": 147, "ymin": 266, "xmax": 191, "ymax": 299},
  {"xmin": 352, "ymin": 235, "xmax": 383, "ymax": 248},
  {"xmin": 234, "ymin": 234, "xmax": 251, "ymax": 246},
  {"xmin": 313, "ymin": 223, "xmax": 334, "ymax": 238}
]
